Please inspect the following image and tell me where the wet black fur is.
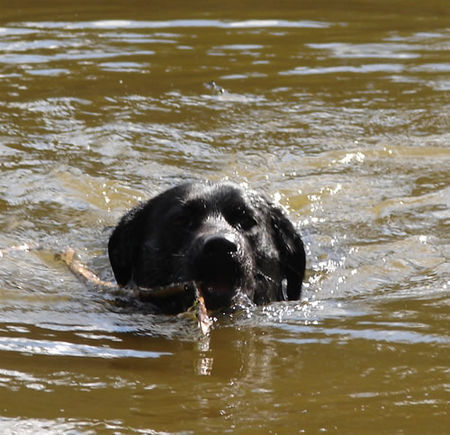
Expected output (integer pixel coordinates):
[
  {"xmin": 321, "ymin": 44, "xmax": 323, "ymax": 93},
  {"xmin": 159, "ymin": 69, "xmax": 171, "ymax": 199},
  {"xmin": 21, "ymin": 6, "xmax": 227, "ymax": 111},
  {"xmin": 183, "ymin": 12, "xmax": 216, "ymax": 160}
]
[{"xmin": 108, "ymin": 181, "xmax": 305, "ymax": 313}]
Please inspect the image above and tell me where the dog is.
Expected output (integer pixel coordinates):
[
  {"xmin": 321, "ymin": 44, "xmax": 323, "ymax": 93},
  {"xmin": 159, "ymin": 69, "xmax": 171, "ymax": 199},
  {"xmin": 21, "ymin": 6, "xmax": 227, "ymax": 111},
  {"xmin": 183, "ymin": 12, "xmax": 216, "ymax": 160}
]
[{"xmin": 108, "ymin": 181, "xmax": 305, "ymax": 314}]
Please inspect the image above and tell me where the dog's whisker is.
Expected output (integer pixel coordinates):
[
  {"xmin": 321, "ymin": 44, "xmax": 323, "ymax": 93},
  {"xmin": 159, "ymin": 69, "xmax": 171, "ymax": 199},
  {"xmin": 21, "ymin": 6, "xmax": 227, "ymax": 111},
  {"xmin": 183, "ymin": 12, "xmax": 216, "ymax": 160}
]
[{"xmin": 255, "ymin": 271, "xmax": 276, "ymax": 284}]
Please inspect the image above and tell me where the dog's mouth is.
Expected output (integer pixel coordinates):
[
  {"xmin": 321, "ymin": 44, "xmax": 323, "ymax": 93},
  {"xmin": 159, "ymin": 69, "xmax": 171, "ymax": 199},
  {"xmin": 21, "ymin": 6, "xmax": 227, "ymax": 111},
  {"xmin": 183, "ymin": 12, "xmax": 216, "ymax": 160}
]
[
  {"xmin": 196, "ymin": 264, "xmax": 241, "ymax": 311},
  {"xmin": 188, "ymin": 232, "xmax": 248, "ymax": 311},
  {"xmin": 201, "ymin": 279, "xmax": 233, "ymax": 295}
]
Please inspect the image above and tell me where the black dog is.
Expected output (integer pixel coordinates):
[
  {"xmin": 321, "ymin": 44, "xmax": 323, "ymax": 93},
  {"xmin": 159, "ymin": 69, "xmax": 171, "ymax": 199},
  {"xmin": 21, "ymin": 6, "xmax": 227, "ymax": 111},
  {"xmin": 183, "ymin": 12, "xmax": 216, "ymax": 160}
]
[{"xmin": 108, "ymin": 182, "xmax": 305, "ymax": 313}]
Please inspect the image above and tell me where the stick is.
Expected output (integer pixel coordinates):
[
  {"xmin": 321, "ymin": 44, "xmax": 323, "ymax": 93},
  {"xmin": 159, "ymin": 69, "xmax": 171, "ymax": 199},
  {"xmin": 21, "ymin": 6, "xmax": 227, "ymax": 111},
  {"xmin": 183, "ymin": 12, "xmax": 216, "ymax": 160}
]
[
  {"xmin": 55, "ymin": 248, "xmax": 115, "ymax": 289},
  {"xmin": 194, "ymin": 293, "xmax": 213, "ymax": 335},
  {"xmin": 56, "ymin": 248, "xmax": 213, "ymax": 334}
]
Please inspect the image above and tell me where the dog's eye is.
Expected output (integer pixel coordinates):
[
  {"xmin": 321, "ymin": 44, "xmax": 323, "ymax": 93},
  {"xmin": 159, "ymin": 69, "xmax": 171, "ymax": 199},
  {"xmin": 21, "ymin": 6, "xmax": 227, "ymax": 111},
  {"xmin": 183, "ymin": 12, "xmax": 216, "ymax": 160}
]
[
  {"xmin": 240, "ymin": 217, "xmax": 257, "ymax": 231},
  {"xmin": 241, "ymin": 215, "xmax": 257, "ymax": 230},
  {"xmin": 228, "ymin": 208, "xmax": 257, "ymax": 231},
  {"xmin": 171, "ymin": 213, "xmax": 192, "ymax": 228}
]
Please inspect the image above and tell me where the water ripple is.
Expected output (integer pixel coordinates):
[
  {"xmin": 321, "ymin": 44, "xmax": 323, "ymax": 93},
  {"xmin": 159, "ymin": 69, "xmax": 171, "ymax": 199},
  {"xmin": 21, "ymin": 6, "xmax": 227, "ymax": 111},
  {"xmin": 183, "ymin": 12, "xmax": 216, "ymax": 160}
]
[
  {"xmin": 16, "ymin": 19, "xmax": 332, "ymax": 30},
  {"xmin": 0, "ymin": 336, "xmax": 170, "ymax": 358}
]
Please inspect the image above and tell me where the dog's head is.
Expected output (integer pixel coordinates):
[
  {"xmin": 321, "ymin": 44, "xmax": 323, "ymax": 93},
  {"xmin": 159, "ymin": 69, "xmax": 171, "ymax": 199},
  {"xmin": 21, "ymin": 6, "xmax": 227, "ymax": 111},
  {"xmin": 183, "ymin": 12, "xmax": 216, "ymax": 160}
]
[{"xmin": 108, "ymin": 182, "xmax": 305, "ymax": 312}]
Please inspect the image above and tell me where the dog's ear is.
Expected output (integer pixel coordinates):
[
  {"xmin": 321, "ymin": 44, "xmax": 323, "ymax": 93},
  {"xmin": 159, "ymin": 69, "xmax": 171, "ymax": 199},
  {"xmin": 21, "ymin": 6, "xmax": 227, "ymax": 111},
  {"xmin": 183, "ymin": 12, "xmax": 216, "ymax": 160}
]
[
  {"xmin": 108, "ymin": 204, "xmax": 148, "ymax": 287},
  {"xmin": 269, "ymin": 205, "xmax": 306, "ymax": 300}
]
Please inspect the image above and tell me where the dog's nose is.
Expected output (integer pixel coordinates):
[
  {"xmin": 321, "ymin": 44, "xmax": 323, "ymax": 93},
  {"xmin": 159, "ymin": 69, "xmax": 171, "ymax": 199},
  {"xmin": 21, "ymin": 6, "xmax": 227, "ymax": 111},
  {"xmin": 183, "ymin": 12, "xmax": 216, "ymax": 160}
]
[{"xmin": 202, "ymin": 234, "xmax": 237, "ymax": 257}]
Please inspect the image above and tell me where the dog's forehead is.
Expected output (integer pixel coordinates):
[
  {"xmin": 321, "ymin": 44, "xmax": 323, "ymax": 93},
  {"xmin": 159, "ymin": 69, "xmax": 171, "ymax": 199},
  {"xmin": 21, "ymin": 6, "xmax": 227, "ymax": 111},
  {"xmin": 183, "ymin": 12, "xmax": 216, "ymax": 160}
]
[{"xmin": 187, "ymin": 183, "xmax": 252, "ymax": 208}]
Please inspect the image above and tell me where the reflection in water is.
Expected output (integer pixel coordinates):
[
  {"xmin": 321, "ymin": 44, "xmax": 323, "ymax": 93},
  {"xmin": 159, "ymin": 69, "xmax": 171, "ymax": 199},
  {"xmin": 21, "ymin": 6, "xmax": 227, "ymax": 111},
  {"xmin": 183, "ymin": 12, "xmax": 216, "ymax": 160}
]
[
  {"xmin": 196, "ymin": 334, "xmax": 213, "ymax": 376},
  {"xmin": 0, "ymin": 1, "xmax": 449, "ymax": 432}
]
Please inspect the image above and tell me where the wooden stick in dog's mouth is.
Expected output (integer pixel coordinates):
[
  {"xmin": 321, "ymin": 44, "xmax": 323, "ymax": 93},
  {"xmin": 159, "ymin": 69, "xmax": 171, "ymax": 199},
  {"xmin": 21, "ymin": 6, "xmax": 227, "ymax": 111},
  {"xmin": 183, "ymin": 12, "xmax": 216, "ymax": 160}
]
[
  {"xmin": 56, "ymin": 248, "xmax": 213, "ymax": 335},
  {"xmin": 137, "ymin": 281, "xmax": 213, "ymax": 335}
]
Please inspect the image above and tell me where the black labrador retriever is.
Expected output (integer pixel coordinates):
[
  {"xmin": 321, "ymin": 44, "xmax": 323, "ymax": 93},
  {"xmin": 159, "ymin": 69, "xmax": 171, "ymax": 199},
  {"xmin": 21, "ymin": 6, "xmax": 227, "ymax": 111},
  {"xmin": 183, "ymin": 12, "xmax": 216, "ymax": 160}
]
[{"xmin": 108, "ymin": 181, "xmax": 305, "ymax": 313}]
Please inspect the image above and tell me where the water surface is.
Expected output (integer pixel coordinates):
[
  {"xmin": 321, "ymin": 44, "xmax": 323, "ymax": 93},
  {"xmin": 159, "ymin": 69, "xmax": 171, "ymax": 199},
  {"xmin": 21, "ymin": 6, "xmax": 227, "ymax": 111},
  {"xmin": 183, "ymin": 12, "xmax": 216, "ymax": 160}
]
[{"xmin": 0, "ymin": 1, "xmax": 449, "ymax": 433}]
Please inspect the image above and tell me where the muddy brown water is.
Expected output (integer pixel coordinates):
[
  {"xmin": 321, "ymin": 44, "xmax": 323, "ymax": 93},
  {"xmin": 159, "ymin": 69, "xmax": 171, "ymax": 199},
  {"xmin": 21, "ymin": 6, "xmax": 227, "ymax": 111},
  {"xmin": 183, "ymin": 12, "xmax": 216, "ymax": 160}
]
[{"xmin": 0, "ymin": 1, "xmax": 449, "ymax": 433}]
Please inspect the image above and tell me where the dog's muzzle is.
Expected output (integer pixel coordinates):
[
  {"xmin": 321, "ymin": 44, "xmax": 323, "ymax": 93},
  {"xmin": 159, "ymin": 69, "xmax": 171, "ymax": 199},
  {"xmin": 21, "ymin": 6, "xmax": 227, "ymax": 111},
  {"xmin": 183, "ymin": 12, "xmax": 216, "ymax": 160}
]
[{"xmin": 190, "ymin": 231, "xmax": 244, "ymax": 310}]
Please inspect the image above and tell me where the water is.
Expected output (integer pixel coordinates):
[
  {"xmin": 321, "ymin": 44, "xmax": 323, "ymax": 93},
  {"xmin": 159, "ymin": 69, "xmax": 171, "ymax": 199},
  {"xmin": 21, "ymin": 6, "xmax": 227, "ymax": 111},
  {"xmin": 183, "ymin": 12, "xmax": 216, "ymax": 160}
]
[{"xmin": 0, "ymin": 1, "xmax": 449, "ymax": 432}]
